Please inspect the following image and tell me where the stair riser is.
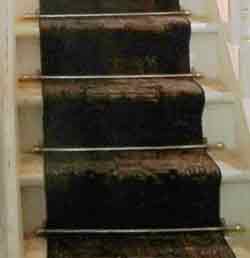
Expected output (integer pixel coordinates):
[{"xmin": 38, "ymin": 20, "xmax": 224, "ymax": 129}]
[
  {"xmin": 21, "ymin": 182, "xmax": 250, "ymax": 234},
  {"xmin": 16, "ymin": 0, "xmax": 215, "ymax": 18},
  {"xmin": 16, "ymin": 32, "xmax": 218, "ymax": 79},
  {"xmin": 221, "ymin": 183, "xmax": 250, "ymax": 228}
]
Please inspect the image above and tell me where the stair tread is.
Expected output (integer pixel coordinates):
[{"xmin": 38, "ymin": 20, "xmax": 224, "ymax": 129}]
[
  {"xmin": 16, "ymin": 17, "xmax": 218, "ymax": 38},
  {"xmin": 17, "ymin": 78, "xmax": 235, "ymax": 107},
  {"xmin": 24, "ymin": 237, "xmax": 45, "ymax": 258},
  {"xmin": 19, "ymin": 147, "xmax": 250, "ymax": 188},
  {"xmin": 24, "ymin": 236, "xmax": 250, "ymax": 258},
  {"xmin": 40, "ymin": 15, "xmax": 189, "ymax": 32}
]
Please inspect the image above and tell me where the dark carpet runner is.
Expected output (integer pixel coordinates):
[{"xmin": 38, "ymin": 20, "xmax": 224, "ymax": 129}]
[
  {"xmin": 40, "ymin": 16, "xmax": 191, "ymax": 75},
  {"xmin": 39, "ymin": 1, "xmax": 236, "ymax": 257},
  {"xmin": 40, "ymin": 0, "xmax": 180, "ymax": 14}
]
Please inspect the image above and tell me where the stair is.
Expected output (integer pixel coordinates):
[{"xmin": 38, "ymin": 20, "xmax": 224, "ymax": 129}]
[
  {"xmin": 15, "ymin": 0, "xmax": 250, "ymax": 257},
  {"xmin": 19, "ymin": 149, "xmax": 250, "ymax": 234},
  {"xmin": 17, "ymin": 78, "xmax": 236, "ymax": 152},
  {"xmin": 16, "ymin": 18, "xmax": 219, "ymax": 78}
]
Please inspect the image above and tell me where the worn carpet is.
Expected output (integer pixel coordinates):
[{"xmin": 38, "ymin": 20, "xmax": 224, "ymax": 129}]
[
  {"xmin": 48, "ymin": 234, "xmax": 235, "ymax": 258},
  {"xmin": 39, "ymin": 1, "xmax": 236, "ymax": 258}
]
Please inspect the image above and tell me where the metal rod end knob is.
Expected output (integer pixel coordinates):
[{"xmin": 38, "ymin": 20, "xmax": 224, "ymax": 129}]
[
  {"xmin": 216, "ymin": 143, "xmax": 225, "ymax": 149},
  {"xmin": 235, "ymin": 225, "xmax": 241, "ymax": 231},
  {"xmin": 32, "ymin": 146, "xmax": 42, "ymax": 153}
]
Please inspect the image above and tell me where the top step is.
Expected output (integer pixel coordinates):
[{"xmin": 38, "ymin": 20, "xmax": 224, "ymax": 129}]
[
  {"xmin": 40, "ymin": 0, "xmax": 180, "ymax": 14},
  {"xmin": 39, "ymin": 16, "xmax": 191, "ymax": 76}
]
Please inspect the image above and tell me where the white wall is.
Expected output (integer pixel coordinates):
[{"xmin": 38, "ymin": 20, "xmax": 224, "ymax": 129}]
[{"xmin": 0, "ymin": 0, "xmax": 23, "ymax": 257}]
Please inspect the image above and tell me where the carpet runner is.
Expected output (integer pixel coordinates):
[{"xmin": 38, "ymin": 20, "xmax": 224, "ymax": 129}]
[
  {"xmin": 39, "ymin": 0, "xmax": 236, "ymax": 257},
  {"xmin": 40, "ymin": 16, "xmax": 191, "ymax": 75},
  {"xmin": 40, "ymin": 0, "xmax": 180, "ymax": 14}
]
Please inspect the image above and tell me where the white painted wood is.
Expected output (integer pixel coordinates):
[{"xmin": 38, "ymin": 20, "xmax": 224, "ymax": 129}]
[
  {"xmin": 190, "ymin": 27, "xmax": 218, "ymax": 79},
  {"xmin": 234, "ymin": 99, "xmax": 250, "ymax": 168},
  {"xmin": 226, "ymin": 235, "xmax": 250, "ymax": 258},
  {"xmin": 240, "ymin": 41, "xmax": 250, "ymax": 98},
  {"xmin": 0, "ymin": 0, "xmax": 23, "ymax": 257},
  {"xmin": 239, "ymin": 0, "xmax": 250, "ymax": 101},
  {"xmin": 180, "ymin": 0, "xmax": 215, "ymax": 19},
  {"xmin": 214, "ymin": 1, "xmax": 250, "ymax": 169},
  {"xmin": 216, "ymin": 0, "xmax": 240, "ymax": 92},
  {"xmin": 240, "ymin": 0, "xmax": 250, "ymax": 97},
  {"xmin": 242, "ymin": 98, "xmax": 250, "ymax": 131},
  {"xmin": 229, "ymin": 0, "xmax": 241, "ymax": 45},
  {"xmin": 241, "ymin": 0, "xmax": 250, "ymax": 38}
]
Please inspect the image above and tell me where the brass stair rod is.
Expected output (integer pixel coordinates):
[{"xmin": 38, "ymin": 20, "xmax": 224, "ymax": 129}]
[
  {"xmin": 19, "ymin": 73, "xmax": 203, "ymax": 82},
  {"xmin": 23, "ymin": 11, "xmax": 191, "ymax": 20},
  {"xmin": 32, "ymin": 143, "xmax": 224, "ymax": 153},
  {"xmin": 37, "ymin": 224, "xmax": 244, "ymax": 236}
]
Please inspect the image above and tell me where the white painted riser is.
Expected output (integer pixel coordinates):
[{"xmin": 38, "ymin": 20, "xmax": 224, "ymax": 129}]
[
  {"xmin": 16, "ymin": 20, "xmax": 219, "ymax": 79},
  {"xmin": 20, "ymin": 150, "xmax": 250, "ymax": 234},
  {"xmin": 16, "ymin": 0, "xmax": 215, "ymax": 19}
]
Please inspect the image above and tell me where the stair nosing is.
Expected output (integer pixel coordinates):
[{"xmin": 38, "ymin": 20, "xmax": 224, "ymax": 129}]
[
  {"xmin": 19, "ymin": 150, "xmax": 250, "ymax": 188},
  {"xmin": 19, "ymin": 172, "xmax": 250, "ymax": 188},
  {"xmin": 17, "ymin": 79, "xmax": 235, "ymax": 107},
  {"xmin": 15, "ymin": 19, "xmax": 218, "ymax": 38}
]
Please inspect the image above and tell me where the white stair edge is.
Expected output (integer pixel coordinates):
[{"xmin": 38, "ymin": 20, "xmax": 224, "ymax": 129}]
[
  {"xmin": 24, "ymin": 235, "xmax": 250, "ymax": 258},
  {"xmin": 15, "ymin": 18, "xmax": 218, "ymax": 38},
  {"xmin": 19, "ymin": 148, "xmax": 250, "ymax": 188},
  {"xmin": 226, "ymin": 236, "xmax": 250, "ymax": 258},
  {"xmin": 242, "ymin": 98, "xmax": 250, "ymax": 131},
  {"xmin": 17, "ymin": 78, "xmax": 235, "ymax": 108},
  {"xmin": 199, "ymin": 78, "xmax": 235, "ymax": 105},
  {"xmin": 209, "ymin": 150, "xmax": 250, "ymax": 184}
]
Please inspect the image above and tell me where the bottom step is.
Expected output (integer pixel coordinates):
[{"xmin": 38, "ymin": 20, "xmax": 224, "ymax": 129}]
[
  {"xmin": 24, "ymin": 235, "xmax": 250, "ymax": 258},
  {"xmin": 19, "ymin": 149, "xmax": 250, "ymax": 234}
]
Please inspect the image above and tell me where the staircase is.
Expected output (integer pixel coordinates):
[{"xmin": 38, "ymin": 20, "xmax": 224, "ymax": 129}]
[{"xmin": 12, "ymin": 0, "xmax": 250, "ymax": 257}]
